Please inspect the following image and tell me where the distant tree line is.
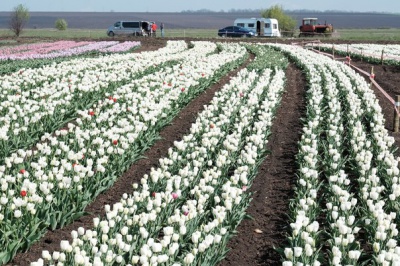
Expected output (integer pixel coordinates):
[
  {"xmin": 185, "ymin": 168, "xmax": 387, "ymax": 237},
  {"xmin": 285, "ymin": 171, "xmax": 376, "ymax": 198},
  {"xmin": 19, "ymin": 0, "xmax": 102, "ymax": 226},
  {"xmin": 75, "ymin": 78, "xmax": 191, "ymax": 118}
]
[
  {"xmin": 181, "ymin": 9, "xmax": 263, "ymax": 13},
  {"xmin": 181, "ymin": 8, "xmax": 394, "ymax": 14}
]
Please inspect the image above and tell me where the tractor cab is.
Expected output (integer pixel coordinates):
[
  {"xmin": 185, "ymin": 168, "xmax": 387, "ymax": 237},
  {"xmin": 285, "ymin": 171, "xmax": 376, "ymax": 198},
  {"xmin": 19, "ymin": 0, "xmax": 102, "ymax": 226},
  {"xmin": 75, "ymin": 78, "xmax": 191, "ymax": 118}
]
[
  {"xmin": 302, "ymin": 18, "xmax": 318, "ymax": 26},
  {"xmin": 300, "ymin": 18, "xmax": 318, "ymax": 32}
]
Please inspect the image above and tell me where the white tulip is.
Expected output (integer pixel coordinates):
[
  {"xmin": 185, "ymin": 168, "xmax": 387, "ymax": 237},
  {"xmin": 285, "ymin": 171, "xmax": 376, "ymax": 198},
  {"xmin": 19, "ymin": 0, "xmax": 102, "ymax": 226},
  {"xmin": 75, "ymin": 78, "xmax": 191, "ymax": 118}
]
[
  {"xmin": 183, "ymin": 253, "xmax": 194, "ymax": 264},
  {"xmin": 293, "ymin": 247, "xmax": 303, "ymax": 257}
]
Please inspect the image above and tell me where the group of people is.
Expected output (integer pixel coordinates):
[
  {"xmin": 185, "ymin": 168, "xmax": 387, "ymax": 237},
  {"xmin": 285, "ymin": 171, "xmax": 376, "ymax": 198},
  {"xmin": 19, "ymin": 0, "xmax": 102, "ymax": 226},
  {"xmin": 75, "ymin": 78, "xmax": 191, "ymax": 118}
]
[{"xmin": 145, "ymin": 22, "xmax": 164, "ymax": 37}]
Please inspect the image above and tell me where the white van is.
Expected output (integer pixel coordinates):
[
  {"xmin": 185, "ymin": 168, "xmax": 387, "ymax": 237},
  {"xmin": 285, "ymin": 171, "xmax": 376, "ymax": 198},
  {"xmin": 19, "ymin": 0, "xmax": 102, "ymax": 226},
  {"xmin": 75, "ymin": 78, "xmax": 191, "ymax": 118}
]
[
  {"xmin": 234, "ymin": 18, "xmax": 281, "ymax": 37},
  {"xmin": 107, "ymin": 21, "xmax": 152, "ymax": 37}
]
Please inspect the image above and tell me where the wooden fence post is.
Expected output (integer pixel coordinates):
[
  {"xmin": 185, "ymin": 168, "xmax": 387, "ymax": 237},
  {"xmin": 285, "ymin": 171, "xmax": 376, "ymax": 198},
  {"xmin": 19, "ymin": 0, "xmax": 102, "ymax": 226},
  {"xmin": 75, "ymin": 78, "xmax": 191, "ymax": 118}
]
[
  {"xmin": 332, "ymin": 44, "xmax": 335, "ymax": 59},
  {"xmin": 394, "ymin": 95, "xmax": 400, "ymax": 133},
  {"xmin": 381, "ymin": 49, "xmax": 384, "ymax": 65}
]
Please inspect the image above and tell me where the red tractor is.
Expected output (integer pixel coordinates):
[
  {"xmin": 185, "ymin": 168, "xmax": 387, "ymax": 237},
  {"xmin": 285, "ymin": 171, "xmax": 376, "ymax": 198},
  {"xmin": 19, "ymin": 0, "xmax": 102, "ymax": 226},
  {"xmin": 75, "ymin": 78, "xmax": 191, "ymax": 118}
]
[{"xmin": 299, "ymin": 18, "xmax": 334, "ymax": 37}]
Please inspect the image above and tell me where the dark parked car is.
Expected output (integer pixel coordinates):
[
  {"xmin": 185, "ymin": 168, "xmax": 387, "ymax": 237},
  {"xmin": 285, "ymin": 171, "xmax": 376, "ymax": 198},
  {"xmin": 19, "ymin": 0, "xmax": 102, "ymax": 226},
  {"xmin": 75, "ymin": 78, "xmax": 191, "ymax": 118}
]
[{"xmin": 217, "ymin": 26, "xmax": 257, "ymax": 38}]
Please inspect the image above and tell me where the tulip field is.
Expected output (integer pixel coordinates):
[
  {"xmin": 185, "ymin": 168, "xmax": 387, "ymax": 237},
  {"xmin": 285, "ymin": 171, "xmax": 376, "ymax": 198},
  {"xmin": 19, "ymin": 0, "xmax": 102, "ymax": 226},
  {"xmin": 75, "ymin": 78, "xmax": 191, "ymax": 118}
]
[{"xmin": 1, "ymin": 39, "xmax": 400, "ymax": 266}]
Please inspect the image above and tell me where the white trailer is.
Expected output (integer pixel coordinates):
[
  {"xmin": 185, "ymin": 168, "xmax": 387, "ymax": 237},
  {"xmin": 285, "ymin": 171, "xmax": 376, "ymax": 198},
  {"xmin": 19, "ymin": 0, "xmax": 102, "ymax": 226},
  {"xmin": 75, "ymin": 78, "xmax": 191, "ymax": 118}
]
[{"xmin": 234, "ymin": 18, "xmax": 281, "ymax": 37}]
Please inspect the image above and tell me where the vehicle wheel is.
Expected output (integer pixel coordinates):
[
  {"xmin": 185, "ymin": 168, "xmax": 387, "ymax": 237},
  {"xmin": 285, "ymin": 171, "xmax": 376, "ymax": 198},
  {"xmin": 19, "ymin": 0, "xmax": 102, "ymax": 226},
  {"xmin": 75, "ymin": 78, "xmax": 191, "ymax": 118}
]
[
  {"xmin": 222, "ymin": 34, "xmax": 227, "ymax": 38},
  {"xmin": 241, "ymin": 34, "xmax": 247, "ymax": 38},
  {"xmin": 108, "ymin": 32, "xmax": 115, "ymax": 37}
]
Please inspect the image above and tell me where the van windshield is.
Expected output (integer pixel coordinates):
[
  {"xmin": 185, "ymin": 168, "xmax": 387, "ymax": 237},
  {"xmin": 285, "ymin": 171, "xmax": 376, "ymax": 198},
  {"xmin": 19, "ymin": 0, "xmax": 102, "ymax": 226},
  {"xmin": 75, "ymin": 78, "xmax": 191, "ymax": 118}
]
[{"xmin": 114, "ymin": 22, "xmax": 121, "ymax": 27}]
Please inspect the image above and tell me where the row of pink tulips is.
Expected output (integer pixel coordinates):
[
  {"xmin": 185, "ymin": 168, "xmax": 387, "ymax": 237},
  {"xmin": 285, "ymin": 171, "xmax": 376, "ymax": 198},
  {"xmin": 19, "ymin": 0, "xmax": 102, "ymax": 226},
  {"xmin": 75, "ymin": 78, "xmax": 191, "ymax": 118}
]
[{"xmin": 0, "ymin": 41, "xmax": 141, "ymax": 60}]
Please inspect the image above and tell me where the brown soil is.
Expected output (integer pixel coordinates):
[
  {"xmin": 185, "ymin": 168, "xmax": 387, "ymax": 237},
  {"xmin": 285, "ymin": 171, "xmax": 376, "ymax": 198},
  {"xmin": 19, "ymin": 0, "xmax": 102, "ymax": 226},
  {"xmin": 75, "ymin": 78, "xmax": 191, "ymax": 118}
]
[
  {"xmin": 6, "ymin": 38, "xmax": 400, "ymax": 266},
  {"xmin": 350, "ymin": 59, "xmax": 400, "ymax": 149},
  {"xmin": 220, "ymin": 63, "xmax": 306, "ymax": 266}
]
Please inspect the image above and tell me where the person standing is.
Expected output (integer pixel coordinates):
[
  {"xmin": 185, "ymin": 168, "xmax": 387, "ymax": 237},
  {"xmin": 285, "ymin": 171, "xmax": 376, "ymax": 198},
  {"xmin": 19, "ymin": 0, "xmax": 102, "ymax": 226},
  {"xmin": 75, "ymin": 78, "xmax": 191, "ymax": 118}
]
[
  {"xmin": 147, "ymin": 23, "xmax": 151, "ymax": 37},
  {"xmin": 160, "ymin": 22, "xmax": 164, "ymax": 37},
  {"xmin": 151, "ymin": 22, "xmax": 157, "ymax": 37}
]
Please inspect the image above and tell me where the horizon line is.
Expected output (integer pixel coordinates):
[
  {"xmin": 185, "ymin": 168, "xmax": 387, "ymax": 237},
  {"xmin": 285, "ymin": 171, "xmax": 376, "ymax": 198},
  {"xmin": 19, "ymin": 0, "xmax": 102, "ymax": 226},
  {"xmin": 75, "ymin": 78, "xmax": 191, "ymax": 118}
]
[{"xmin": 0, "ymin": 10, "xmax": 399, "ymax": 15}]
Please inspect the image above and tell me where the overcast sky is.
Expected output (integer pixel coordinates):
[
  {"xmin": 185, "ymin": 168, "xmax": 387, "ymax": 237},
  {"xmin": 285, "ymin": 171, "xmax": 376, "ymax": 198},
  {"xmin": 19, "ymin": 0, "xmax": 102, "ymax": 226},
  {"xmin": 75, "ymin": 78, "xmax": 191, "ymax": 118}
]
[{"xmin": 2, "ymin": 0, "xmax": 400, "ymax": 13}]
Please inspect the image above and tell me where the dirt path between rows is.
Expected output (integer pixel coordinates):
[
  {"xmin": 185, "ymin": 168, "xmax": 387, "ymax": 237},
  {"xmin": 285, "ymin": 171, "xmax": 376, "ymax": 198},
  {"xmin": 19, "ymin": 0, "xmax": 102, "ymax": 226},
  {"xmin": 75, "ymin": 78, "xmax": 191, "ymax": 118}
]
[{"xmin": 219, "ymin": 63, "xmax": 306, "ymax": 266}]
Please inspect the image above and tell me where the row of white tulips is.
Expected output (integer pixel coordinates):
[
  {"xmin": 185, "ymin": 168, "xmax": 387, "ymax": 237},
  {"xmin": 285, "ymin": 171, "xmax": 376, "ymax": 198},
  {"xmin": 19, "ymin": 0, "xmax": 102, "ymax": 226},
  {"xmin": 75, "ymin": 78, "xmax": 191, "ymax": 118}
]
[
  {"xmin": 0, "ymin": 41, "xmax": 189, "ymax": 159},
  {"xmin": 30, "ymin": 48, "xmax": 288, "ymax": 265},
  {"xmin": 168, "ymin": 67, "xmax": 286, "ymax": 266},
  {"xmin": 333, "ymin": 61, "xmax": 400, "ymax": 264},
  {"xmin": 279, "ymin": 45, "xmax": 324, "ymax": 266},
  {"xmin": 320, "ymin": 66, "xmax": 361, "ymax": 264},
  {"xmin": 0, "ymin": 42, "xmax": 247, "ymax": 264},
  {"xmin": 314, "ymin": 43, "xmax": 400, "ymax": 64},
  {"xmin": 269, "ymin": 43, "xmax": 400, "ymax": 265}
]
